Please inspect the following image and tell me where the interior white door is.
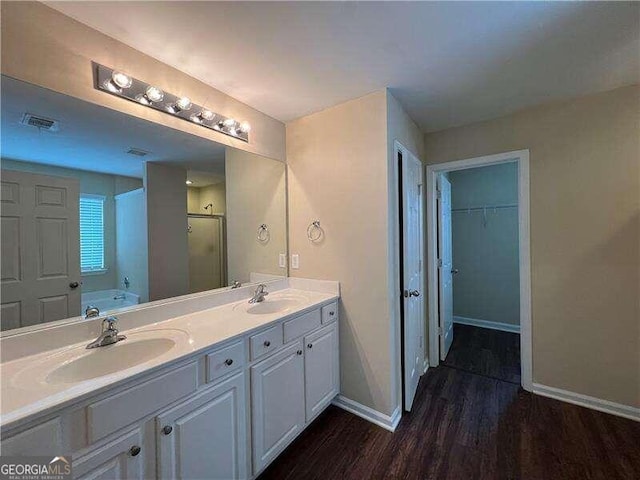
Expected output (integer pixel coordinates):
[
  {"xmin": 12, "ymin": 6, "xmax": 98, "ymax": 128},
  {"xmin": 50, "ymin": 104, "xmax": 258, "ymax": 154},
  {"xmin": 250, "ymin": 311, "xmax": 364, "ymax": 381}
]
[
  {"xmin": 438, "ymin": 174, "xmax": 454, "ymax": 360},
  {"xmin": 1, "ymin": 169, "xmax": 81, "ymax": 329},
  {"xmin": 156, "ymin": 373, "xmax": 247, "ymax": 480},
  {"xmin": 401, "ymin": 149, "xmax": 425, "ymax": 411}
]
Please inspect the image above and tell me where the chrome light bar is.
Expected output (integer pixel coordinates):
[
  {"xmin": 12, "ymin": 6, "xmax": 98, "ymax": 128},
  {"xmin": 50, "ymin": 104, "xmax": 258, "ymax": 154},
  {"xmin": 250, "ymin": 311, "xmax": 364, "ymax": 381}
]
[{"xmin": 93, "ymin": 62, "xmax": 250, "ymax": 143}]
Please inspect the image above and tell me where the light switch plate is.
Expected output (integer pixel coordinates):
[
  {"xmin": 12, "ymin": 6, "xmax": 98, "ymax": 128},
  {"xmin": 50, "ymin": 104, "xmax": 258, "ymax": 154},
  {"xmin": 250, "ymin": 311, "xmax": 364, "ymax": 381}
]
[
  {"xmin": 291, "ymin": 254, "xmax": 300, "ymax": 269},
  {"xmin": 279, "ymin": 253, "xmax": 286, "ymax": 268}
]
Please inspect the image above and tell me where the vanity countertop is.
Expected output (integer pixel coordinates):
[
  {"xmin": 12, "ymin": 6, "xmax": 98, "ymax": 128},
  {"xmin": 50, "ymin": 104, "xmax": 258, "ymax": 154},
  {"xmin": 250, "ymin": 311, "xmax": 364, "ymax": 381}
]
[{"xmin": 0, "ymin": 287, "xmax": 338, "ymax": 429}]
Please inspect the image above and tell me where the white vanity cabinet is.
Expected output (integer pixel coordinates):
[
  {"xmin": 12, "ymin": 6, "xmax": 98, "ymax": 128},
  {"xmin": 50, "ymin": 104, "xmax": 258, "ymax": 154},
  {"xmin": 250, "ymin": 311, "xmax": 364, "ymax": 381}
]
[
  {"xmin": 1, "ymin": 296, "xmax": 340, "ymax": 480},
  {"xmin": 156, "ymin": 372, "xmax": 248, "ymax": 480}
]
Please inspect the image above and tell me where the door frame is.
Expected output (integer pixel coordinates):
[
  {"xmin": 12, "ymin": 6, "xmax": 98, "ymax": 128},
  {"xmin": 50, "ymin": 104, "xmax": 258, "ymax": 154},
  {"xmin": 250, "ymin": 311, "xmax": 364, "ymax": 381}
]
[{"xmin": 425, "ymin": 149, "xmax": 532, "ymax": 391}]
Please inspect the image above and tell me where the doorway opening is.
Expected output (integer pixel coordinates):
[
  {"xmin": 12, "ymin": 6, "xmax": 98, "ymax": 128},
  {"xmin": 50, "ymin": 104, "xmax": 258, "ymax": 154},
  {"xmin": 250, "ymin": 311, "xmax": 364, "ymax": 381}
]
[{"xmin": 426, "ymin": 150, "xmax": 532, "ymax": 391}]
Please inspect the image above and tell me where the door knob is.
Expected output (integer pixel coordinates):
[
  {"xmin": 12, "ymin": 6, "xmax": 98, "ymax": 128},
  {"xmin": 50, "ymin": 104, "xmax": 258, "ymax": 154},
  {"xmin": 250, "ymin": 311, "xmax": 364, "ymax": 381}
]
[
  {"xmin": 69, "ymin": 282, "xmax": 79, "ymax": 289},
  {"xmin": 404, "ymin": 290, "xmax": 420, "ymax": 298},
  {"xmin": 451, "ymin": 269, "xmax": 459, "ymax": 275}
]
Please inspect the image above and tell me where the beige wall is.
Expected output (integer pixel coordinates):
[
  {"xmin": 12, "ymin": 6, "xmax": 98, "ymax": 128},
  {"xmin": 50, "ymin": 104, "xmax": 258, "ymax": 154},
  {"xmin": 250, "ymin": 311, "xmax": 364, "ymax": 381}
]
[
  {"xmin": 1, "ymin": 1, "xmax": 285, "ymax": 161},
  {"xmin": 425, "ymin": 85, "xmax": 640, "ymax": 408},
  {"xmin": 145, "ymin": 163, "xmax": 189, "ymax": 301},
  {"xmin": 225, "ymin": 148, "xmax": 287, "ymax": 284},
  {"xmin": 287, "ymin": 90, "xmax": 424, "ymax": 416}
]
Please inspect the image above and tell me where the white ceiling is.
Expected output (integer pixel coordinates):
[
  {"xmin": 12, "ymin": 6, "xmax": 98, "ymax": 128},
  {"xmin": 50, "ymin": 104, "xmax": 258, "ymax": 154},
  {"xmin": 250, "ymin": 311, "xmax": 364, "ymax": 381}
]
[
  {"xmin": 1, "ymin": 76, "xmax": 226, "ymax": 178},
  {"xmin": 47, "ymin": 1, "xmax": 639, "ymax": 132}
]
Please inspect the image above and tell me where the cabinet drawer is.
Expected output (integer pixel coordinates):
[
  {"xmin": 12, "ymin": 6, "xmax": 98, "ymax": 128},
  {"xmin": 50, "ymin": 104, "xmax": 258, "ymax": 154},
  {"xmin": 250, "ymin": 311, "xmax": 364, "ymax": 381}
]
[
  {"xmin": 207, "ymin": 341, "xmax": 245, "ymax": 382},
  {"xmin": 250, "ymin": 325, "xmax": 283, "ymax": 361},
  {"xmin": 283, "ymin": 309, "xmax": 321, "ymax": 343},
  {"xmin": 2, "ymin": 417, "xmax": 63, "ymax": 456},
  {"xmin": 321, "ymin": 302, "xmax": 338, "ymax": 324},
  {"xmin": 87, "ymin": 362, "xmax": 198, "ymax": 443}
]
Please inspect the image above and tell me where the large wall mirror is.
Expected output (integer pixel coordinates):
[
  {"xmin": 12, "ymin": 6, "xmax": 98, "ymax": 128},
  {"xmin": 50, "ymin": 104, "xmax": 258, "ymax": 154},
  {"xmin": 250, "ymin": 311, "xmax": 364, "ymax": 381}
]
[{"xmin": 0, "ymin": 75, "xmax": 288, "ymax": 332}]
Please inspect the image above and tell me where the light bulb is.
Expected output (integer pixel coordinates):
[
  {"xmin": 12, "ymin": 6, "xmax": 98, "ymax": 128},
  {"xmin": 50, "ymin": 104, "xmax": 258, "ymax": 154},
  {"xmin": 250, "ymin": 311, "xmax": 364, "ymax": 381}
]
[
  {"xmin": 145, "ymin": 86, "xmax": 164, "ymax": 103},
  {"xmin": 223, "ymin": 118, "xmax": 236, "ymax": 128},
  {"xmin": 200, "ymin": 109, "xmax": 214, "ymax": 121},
  {"xmin": 176, "ymin": 97, "xmax": 192, "ymax": 111},
  {"xmin": 239, "ymin": 121, "xmax": 251, "ymax": 133},
  {"xmin": 111, "ymin": 71, "xmax": 132, "ymax": 89}
]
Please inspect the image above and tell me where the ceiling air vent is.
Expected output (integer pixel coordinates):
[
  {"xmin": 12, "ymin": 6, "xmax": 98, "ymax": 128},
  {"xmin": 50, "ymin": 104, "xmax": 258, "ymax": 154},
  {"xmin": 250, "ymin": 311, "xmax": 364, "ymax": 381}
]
[
  {"xmin": 20, "ymin": 113, "xmax": 59, "ymax": 132},
  {"xmin": 126, "ymin": 148, "xmax": 150, "ymax": 157}
]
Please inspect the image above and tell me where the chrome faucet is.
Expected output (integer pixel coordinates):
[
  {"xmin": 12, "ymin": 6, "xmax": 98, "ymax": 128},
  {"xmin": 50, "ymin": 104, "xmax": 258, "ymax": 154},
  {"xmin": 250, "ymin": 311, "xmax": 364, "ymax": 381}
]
[
  {"xmin": 248, "ymin": 284, "xmax": 269, "ymax": 304},
  {"xmin": 85, "ymin": 305, "xmax": 100, "ymax": 319},
  {"xmin": 230, "ymin": 280, "xmax": 242, "ymax": 289},
  {"xmin": 86, "ymin": 316, "xmax": 126, "ymax": 349}
]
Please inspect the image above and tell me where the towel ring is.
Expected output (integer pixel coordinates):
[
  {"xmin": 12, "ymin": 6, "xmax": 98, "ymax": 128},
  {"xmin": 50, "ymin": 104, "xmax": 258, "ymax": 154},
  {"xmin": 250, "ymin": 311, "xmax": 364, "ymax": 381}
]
[
  {"xmin": 307, "ymin": 220, "xmax": 323, "ymax": 242},
  {"xmin": 257, "ymin": 224, "xmax": 269, "ymax": 242}
]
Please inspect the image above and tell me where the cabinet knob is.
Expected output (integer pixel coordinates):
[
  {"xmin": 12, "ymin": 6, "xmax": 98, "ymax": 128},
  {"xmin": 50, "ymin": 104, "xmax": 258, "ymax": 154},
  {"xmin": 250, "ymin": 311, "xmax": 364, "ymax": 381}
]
[
  {"xmin": 129, "ymin": 445, "xmax": 141, "ymax": 457},
  {"xmin": 162, "ymin": 425, "xmax": 173, "ymax": 435},
  {"xmin": 224, "ymin": 358, "xmax": 234, "ymax": 366},
  {"xmin": 69, "ymin": 282, "xmax": 79, "ymax": 289},
  {"xmin": 329, "ymin": 311, "xmax": 335, "ymax": 316},
  {"xmin": 263, "ymin": 340, "xmax": 271, "ymax": 347},
  {"xmin": 296, "ymin": 350, "xmax": 303, "ymax": 355},
  {"xmin": 307, "ymin": 343, "xmax": 313, "ymax": 349}
]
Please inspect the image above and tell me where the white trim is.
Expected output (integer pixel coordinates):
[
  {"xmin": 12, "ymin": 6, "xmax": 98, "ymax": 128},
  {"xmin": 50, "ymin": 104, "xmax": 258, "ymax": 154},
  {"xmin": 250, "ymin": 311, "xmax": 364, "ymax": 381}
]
[
  {"xmin": 532, "ymin": 383, "xmax": 640, "ymax": 422},
  {"xmin": 332, "ymin": 395, "xmax": 402, "ymax": 432},
  {"xmin": 423, "ymin": 358, "xmax": 429, "ymax": 374},
  {"xmin": 426, "ymin": 149, "xmax": 533, "ymax": 392},
  {"xmin": 453, "ymin": 315, "xmax": 520, "ymax": 334}
]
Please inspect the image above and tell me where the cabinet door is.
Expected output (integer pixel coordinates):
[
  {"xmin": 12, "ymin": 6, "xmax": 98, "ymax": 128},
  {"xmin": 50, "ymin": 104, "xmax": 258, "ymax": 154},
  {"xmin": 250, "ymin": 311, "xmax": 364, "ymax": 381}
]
[
  {"xmin": 156, "ymin": 372, "xmax": 247, "ymax": 480},
  {"xmin": 251, "ymin": 342, "xmax": 305, "ymax": 474},
  {"xmin": 73, "ymin": 428, "xmax": 144, "ymax": 480},
  {"xmin": 304, "ymin": 322, "xmax": 340, "ymax": 421}
]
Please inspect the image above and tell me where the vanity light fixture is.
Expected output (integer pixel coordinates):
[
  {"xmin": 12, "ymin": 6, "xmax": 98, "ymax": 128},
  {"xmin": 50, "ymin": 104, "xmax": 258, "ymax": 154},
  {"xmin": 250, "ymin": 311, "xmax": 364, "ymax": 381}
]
[
  {"xmin": 93, "ymin": 62, "xmax": 250, "ymax": 142},
  {"xmin": 186, "ymin": 180, "xmax": 193, "ymax": 185}
]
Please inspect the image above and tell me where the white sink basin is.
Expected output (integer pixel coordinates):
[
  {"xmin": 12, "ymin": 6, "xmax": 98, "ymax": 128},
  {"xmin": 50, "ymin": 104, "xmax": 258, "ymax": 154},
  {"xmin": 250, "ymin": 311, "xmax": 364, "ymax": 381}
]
[
  {"xmin": 233, "ymin": 294, "xmax": 308, "ymax": 315},
  {"xmin": 47, "ymin": 337, "xmax": 176, "ymax": 384},
  {"xmin": 14, "ymin": 329, "xmax": 190, "ymax": 387}
]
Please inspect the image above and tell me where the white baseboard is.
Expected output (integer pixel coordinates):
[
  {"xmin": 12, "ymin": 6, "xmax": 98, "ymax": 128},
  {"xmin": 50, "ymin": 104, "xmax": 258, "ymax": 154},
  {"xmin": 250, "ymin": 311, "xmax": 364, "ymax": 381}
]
[
  {"xmin": 532, "ymin": 383, "xmax": 640, "ymax": 422},
  {"xmin": 332, "ymin": 395, "xmax": 401, "ymax": 432},
  {"xmin": 453, "ymin": 315, "xmax": 520, "ymax": 334}
]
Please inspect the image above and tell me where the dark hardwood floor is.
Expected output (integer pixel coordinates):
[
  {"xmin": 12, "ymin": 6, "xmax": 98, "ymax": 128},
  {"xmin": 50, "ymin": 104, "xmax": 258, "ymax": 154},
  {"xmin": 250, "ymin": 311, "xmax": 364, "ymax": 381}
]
[
  {"xmin": 258, "ymin": 346, "xmax": 640, "ymax": 479},
  {"xmin": 443, "ymin": 323, "xmax": 521, "ymax": 384}
]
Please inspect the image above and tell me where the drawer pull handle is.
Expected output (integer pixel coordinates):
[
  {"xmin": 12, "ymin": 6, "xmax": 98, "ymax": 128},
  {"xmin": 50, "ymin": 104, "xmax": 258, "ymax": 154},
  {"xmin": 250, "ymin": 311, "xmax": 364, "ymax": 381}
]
[
  {"xmin": 297, "ymin": 350, "xmax": 303, "ymax": 355},
  {"xmin": 130, "ymin": 445, "xmax": 141, "ymax": 457},
  {"xmin": 329, "ymin": 311, "xmax": 335, "ymax": 316},
  {"xmin": 307, "ymin": 343, "xmax": 313, "ymax": 349},
  {"xmin": 224, "ymin": 358, "xmax": 234, "ymax": 366},
  {"xmin": 162, "ymin": 425, "xmax": 173, "ymax": 435},
  {"xmin": 263, "ymin": 340, "xmax": 271, "ymax": 347}
]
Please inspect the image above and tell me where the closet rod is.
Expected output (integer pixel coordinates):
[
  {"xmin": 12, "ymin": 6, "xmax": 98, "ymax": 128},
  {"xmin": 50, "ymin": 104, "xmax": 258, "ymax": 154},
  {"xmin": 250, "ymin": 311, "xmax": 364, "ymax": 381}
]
[{"xmin": 451, "ymin": 203, "xmax": 517, "ymax": 212}]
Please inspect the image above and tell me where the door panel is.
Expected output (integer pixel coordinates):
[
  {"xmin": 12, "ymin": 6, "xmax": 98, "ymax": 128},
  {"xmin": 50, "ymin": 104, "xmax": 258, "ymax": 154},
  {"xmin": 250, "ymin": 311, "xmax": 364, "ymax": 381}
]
[
  {"xmin": 0, "ymin": 170, "xmax": 80, "ymax": 330},
  {"xmin": 438, "ymin": 174, "xmax": 454, "ymax": 360},
  {"xmin": 156, "ymin": 373, "xmax": 247, "ymax": 480},
  {"xmin": 251, "ymin": 342, "xmax": 305, "ymax": 474},
  {"xmin": 401, "ymin": 149, "xmax": 425, "ymax": 411},
  {"xmin": 304, "ymin": 322, "xmax": 339, "ymax": 421}
]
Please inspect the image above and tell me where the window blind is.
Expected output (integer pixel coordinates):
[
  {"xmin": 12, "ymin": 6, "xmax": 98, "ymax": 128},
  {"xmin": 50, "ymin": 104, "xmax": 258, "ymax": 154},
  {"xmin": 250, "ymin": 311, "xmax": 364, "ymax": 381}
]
[{"xmin": 80, "ymin": 194, "xmax": 105, "ymax": 272}]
